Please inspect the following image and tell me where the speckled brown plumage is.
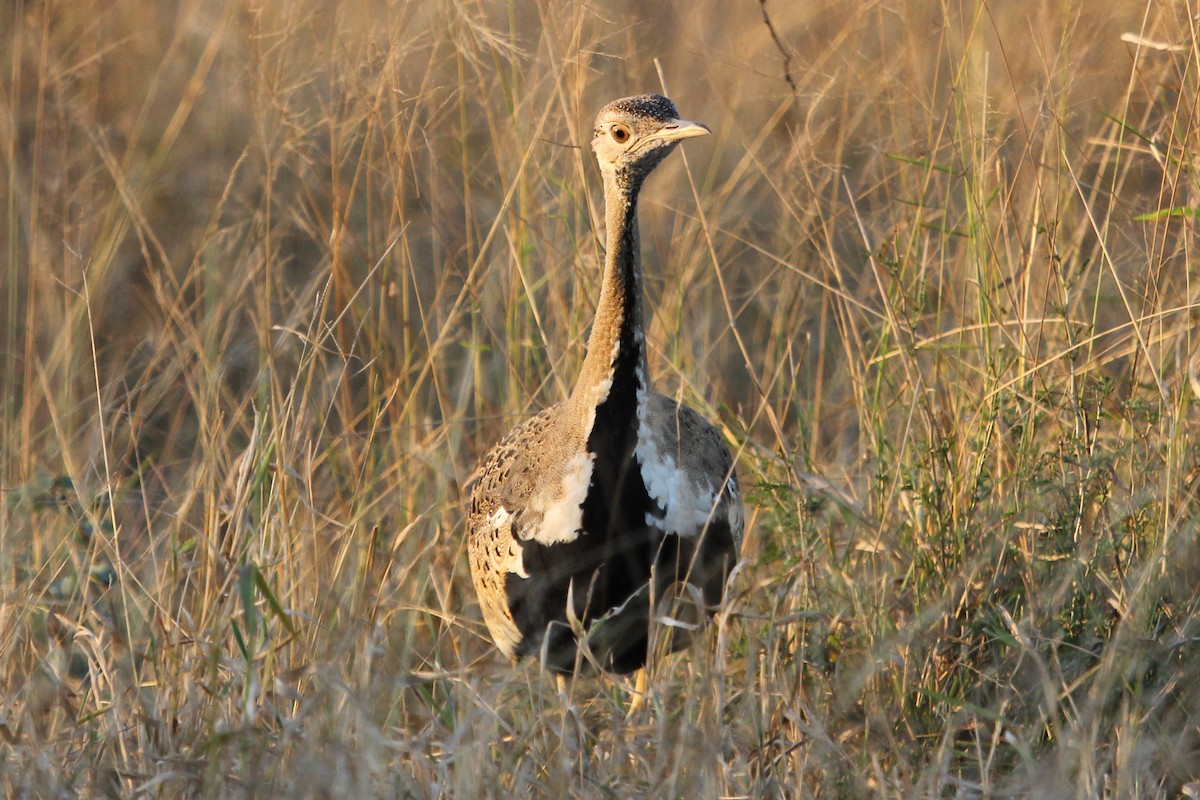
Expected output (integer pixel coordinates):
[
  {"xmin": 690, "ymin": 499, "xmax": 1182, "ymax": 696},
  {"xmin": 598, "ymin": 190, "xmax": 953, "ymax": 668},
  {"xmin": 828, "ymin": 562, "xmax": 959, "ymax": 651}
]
[{"xmin": 467, "ymin": 95, "xmax": 742, "ymax": 674}]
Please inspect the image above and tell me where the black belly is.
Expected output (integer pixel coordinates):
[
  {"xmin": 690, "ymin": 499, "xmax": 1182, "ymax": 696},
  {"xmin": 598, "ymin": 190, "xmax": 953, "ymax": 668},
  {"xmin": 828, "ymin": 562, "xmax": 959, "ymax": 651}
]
[{"xmin": 505, "ymin": 422, "xmax": 735, "ymax": 674}]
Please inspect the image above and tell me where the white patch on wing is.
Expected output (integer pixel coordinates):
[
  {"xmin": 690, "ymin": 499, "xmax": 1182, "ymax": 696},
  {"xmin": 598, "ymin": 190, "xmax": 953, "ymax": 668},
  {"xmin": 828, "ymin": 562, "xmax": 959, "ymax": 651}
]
[
  {"xmin": 635, "ymin": 378, "xmax": 720, "ymax": 537},
  {"xmin": 487, "ymin": 506, "xmax": 510, "ymax": 529},
  {"xmin": 525, "ymin": 338, "xmax": 621, "ymax": 546},
  {"xmin": 486, "ymin": 507, "xmax": 528, "ymax": 578},
  {"xmin": 528, "ymin": 451, "xmax": 595, "ymax": 544},
  {"xmin": 725, "ymin": 476, "xmax": 744, "ymax": 538}
]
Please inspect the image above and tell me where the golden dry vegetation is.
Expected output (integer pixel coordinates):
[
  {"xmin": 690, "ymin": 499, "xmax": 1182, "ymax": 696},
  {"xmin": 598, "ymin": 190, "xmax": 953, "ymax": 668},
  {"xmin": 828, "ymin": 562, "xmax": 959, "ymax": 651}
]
[{"xmin": 2, "ymin": 0, "xmax": 1200, "ymax": 796}]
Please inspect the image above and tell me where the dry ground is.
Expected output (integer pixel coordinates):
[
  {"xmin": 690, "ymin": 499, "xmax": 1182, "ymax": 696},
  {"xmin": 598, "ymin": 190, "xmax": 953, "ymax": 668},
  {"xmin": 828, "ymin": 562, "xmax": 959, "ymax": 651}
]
[{"xmin": 3, "ymin": 0, "xmax": 1200, "ymax": 796}]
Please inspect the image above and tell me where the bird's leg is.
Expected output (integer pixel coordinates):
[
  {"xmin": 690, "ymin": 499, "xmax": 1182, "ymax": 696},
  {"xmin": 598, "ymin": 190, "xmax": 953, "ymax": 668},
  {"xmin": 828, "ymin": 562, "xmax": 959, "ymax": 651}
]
[{"xmin": 624, "ymin": 666, "xmax": 649, "ymax": 717}]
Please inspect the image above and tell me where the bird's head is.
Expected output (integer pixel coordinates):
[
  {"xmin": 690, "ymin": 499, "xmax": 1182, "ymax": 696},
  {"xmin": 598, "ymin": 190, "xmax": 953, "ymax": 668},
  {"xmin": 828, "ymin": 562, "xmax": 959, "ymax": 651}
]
[{"xmin": 591, "ymin": 94, "xmax": 709, "ymax": 189}]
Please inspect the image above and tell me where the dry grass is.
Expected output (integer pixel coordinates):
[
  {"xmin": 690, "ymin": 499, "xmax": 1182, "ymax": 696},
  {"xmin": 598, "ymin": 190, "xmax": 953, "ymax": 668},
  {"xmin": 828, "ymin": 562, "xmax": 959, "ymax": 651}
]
[{"xmin": 3, "ymin": 0, "xmax": 1200, "ymax": 796}]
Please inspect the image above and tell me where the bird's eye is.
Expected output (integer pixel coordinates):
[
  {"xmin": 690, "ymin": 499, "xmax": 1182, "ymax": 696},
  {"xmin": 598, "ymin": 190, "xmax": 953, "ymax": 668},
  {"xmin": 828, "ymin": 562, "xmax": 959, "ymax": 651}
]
[{"xmin": 610, "ymin": 125, "xmax": 630, "ymax": 143}]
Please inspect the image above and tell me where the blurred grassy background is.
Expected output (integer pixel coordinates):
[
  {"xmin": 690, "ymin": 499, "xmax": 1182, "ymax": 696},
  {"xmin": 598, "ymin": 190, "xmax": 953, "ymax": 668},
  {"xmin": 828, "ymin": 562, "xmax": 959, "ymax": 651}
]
[{"xmin": 3, "ymin": 0, "xmax": 1199, "ymax": 796}]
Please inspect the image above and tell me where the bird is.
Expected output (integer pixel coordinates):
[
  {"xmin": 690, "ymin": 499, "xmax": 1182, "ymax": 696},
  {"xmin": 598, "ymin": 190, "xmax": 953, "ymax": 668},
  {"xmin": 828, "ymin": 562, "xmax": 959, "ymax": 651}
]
[{"xmin": 467, "ymin": 94, "xmax": 743, "ymax": 677}]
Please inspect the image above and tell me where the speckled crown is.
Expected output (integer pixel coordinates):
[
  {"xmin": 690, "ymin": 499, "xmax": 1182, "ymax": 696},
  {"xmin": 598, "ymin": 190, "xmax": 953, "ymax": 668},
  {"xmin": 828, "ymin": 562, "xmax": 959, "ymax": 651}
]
[{"xmin": 598, "ymin": 94, "xmax": 680, "ymax": 122}]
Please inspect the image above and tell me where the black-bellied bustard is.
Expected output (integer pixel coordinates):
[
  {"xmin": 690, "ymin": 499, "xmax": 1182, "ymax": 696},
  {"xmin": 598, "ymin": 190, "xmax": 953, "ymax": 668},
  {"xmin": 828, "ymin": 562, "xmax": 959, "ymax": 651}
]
[{"xmin": 468, "ymin": 94, "xmax": 742, "ymax": 681}]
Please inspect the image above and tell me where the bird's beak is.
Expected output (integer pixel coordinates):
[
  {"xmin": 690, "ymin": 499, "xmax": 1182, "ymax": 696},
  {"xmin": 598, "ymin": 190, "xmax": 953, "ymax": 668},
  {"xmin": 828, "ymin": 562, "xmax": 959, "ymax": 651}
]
[{"xmin": 650, "ymin": 118, "xmax": 711, "ymax": 143}]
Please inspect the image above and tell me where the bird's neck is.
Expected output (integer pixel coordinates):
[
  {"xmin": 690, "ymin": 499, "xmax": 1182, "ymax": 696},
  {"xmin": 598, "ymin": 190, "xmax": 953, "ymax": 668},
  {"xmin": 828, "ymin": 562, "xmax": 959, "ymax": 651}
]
[{"xmin": 570, "ymin": 177, "xmax": 649, "ymax": 429}]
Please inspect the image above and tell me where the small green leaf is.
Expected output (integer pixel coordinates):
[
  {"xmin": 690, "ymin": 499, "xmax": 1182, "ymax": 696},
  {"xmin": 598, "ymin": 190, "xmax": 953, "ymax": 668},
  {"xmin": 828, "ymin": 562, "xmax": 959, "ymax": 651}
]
[
  {"xmin": 252, "ymin": 564, "xmax": 297, "ymax": 637},
  {"xmin": 231, "ymin": 619, "xmax": 250, "ymax": 662},
  {"xmin": 239, "ymin": 565, "xmax": 257, "ymax": 645},
  {"xmin": 916, "ymin": 687, "xmax": 1011, "ymax": 724},
  {"xmin": 885, "ymin": 152, "xmax": 962, "ymax": 177},
  {"xmin": 1135, "ymin": 207, "xmax": 1199, "ymax": 221}
]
